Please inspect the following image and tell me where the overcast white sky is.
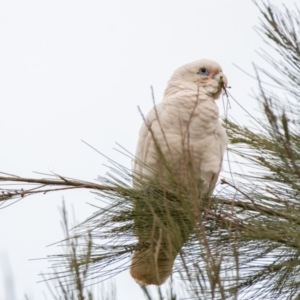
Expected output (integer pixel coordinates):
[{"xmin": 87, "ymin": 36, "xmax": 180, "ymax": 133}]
[{"xmin": 0, "ymin": 1, "xmax": 295, "ymax": 299}]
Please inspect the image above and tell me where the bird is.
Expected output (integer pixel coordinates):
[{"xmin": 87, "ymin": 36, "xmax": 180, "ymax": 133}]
[{"xmin": 130, "ymin": 59, "xmax": 228, "ymax": 286}]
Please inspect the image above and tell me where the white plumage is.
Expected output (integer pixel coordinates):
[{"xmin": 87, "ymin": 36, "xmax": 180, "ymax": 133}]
[{"xmin": 130, "ymin": 59, "xmax": 228, "ymax": 285}]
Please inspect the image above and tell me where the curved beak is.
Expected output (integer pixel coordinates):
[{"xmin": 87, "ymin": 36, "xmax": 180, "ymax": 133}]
[{"xmin": 214, "ymin": 72, "xmax": 227, "ymax": 87}]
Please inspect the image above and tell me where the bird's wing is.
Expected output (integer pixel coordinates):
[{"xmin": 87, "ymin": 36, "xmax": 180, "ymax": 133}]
[{"xmin": 208, "ymin": 124, "xmax": 228, "ymax": 192}]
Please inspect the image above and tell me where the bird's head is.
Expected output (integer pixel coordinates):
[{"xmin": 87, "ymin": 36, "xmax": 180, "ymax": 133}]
[{"xmin": 169, "ymin": 59, "xmax": 227, "ymax": 99}]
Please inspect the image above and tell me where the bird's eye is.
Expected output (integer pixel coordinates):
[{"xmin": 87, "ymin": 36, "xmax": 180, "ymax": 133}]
[{"xmin": 197, "ymin": 67, "xmax": 209, "ymax": 76}]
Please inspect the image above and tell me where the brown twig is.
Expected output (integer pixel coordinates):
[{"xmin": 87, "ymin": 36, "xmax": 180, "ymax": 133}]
[{"xmin": 0, "ymin": 174, "xmax": 123, "ymax": 202}]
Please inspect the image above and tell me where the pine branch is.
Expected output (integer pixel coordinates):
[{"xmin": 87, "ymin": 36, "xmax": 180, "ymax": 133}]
[{"xmin": 0, "ymin": 174, "xmax": 124, "ymax": 202}]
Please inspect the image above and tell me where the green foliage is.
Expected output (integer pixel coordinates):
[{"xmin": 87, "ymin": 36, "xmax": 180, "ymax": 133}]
[{"xmin": 41, "ymin": 201, "xmax": 117, "ymax": 300}]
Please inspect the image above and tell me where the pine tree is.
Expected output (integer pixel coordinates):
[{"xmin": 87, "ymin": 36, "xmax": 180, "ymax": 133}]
[{"xmin": 1, "ymin": 1, "xmax": 300, "ymax": 299}]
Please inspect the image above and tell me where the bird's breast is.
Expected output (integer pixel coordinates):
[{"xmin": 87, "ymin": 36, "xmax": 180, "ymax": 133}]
[{"xmin": 158, "ymin": 97, "xmax": 220, "ymax": 139}]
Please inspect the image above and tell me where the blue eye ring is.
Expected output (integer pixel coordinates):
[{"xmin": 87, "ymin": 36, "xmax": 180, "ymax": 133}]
[{"xmin": 197, "ymin": 67, "xmax": 209, "ymax": 76}]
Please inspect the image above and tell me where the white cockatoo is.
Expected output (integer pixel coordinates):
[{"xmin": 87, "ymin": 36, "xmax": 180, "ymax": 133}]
[{"xmin": 130, "ymin": 59, "xmax": 228, "ymax": 286}]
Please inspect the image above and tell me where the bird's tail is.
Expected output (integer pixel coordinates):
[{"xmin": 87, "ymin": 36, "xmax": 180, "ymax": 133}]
[
  {"xmin": 130, "ymin": 185, "xmax": 198, "ymax": 285},
  {"xmin": 130, "ymin": 246, "xmax": 177, "ymax": 285}
]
